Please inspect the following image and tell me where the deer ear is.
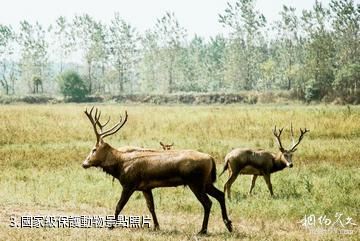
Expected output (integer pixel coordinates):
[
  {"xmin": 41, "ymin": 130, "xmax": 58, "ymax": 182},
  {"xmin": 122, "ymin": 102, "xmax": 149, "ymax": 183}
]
[
  {"xmin": 279, "ymin": 147, "xmax": 285, "ymax": 152},
  {"xmin": 160, "ymin": 142, "xmax": 164, "ymax": 146},
  {"xmin": 292, "ymin": 148, "xmax": 297, "ymax": 152}
]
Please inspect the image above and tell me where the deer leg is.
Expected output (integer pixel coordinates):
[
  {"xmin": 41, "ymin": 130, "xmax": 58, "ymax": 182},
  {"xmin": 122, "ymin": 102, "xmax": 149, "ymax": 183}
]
[
  {"xmin": 142, "ymin": 190, "xmax": 160, "ymax": 230},
  {"xmin": 263, "ymin": 174, "xmax": 274, "ymax": 196},
  {"xmin": 224, "ymin": 172, "xmax": 239, "ymax": 201},
  {"xmin": 249, "ymin": 175, "xmax": 258, "ymax": 195},
  {"xmin": 189, "ymin": 185, "xmax": 212, "ymax": 235},
  {"xmin": 113, "ymin": 188, "xmax": 134, "ymax": 222},
  {"xmin": 206, "ymin": 184, "xmax": 232, "ymax": 232}
]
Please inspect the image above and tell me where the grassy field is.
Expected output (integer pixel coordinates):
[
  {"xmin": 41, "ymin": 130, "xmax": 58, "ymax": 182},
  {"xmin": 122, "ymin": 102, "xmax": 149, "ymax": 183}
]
[{"xmin": 0, "ymin": 104, "xmax": 359, "ymax": 240}]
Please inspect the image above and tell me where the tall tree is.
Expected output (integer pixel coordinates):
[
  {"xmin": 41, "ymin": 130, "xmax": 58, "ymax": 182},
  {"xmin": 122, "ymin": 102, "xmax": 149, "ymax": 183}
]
[
  {"xmin": 205, "ymin": 35, "xmax": 226, "ymax": 91},
  {"xmin": 109, "ymin": 13, "xmax": 139, "ymax": 94},
  {"xmin": 154, "ymin": 12, "xmax": 187, "ymax": 93},
  {"xmin": 17, "ymin": 21, "xmax": 49, "ymax": 93},
  {"xmin": 0, "ymin": 24, "xmax": 17, "ymax": 94},
  {"xmin": 330, "ymin": 0, "xmax": 360, "ymax": 94},
  {"xmin": 219, "ymin": 0, "xmax": 266, "ymax": 90},
  {"xmin": 73, "ymin": 14, "xmax": 108, "ymax": 94},
  {"xmin": 274, "ymin": 5, "xmax": 300, "ymax": 90},
  {"xmin": 51, "ymin": 16, "xmax": 75, "ymax": 73},
  {"xmin": 302, "ymin": 1, "xmax": 335, "ymax": 100},
  {"xmin": 178, "ymin": 35, "xmax": 207, "ymax": 92},
  {"xmin": 140, "ymin": 30, "xmax": 161, "ymax": 92}
]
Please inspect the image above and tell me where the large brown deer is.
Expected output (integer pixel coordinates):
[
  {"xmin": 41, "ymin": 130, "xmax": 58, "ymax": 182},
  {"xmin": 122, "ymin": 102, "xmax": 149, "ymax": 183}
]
[
  {"xmin": 82, "ymin": 107, "xmax": 232, "ymax": 234},
  {"xmin": 220, "ymin": 125, "xmax": 309, "ymax": 200}
]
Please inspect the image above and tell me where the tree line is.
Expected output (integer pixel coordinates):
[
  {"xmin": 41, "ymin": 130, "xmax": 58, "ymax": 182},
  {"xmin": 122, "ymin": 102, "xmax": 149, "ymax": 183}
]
[{"xmin": 0, "ymin": 0, "xmax": 359, "ymax": 102}]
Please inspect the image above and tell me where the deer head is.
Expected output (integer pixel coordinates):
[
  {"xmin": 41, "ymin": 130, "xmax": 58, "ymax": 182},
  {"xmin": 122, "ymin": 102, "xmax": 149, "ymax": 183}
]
[
  {"xmin": 160, "ymin": 142, "xmax": 174, "ymax": 150},
  {"xmin": 273, "ymin": 124, "xmax": 309, "ymax": 168},
  {"xmin": 83, "ymin": 106, "xmax": 128, "ymax": 168}
]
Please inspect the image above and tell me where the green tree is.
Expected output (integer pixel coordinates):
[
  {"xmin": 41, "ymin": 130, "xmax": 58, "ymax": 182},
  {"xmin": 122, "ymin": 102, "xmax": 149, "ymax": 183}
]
[
  {"xmin": 0, "ymin": 24, "xmax": 17, "ymax": 95},
  {"xmin": 32, "ymin": 75, "xmax": 42, "ymax": 93},
  {"xmin": 17, "ymin": 21, "xmax": 49, "ymax": 94},
  {"xmin": 330, "ymin": 0, "xmax": 360, "ymax": 94},
  {"xmin": 154, "ymin": 12, "xmax": 187, "ymax": 93},
  {"xmin": 58, "ymin": 70, "xmax": 88, "ymax": 101},
  {"xmin": 139, "ymin": 30, "xmax": 161, "ymax": 92},
  {"xmin": 274, "ymin": 5, "xmax": 300, "ymax": 90},
  {"xmin": 259, "ymin": 59, "xmax": 276, "ymax": 90},
  {"xmin": 219, "ymin": 0, "xmax": 266, "ymax": 90},
  {"xmin": 302, "ymin": 1, "xmax": 335, "ymax": 100},
  {"xmin": 205, "ymin": 35, "xmax": 226, "ymax": 91},
  {"xmin": 73, "ymin": 14, "xmax": 108, "ymax": 94},
  {"xmin": 109, "ymin": 13, "xmax": 139, "ymax": 94},
  {"xmin": 51, "ymin": 16, "xmax": 75, "ymax": 73},
  {"xmin": 333, "ymin": 63, "xmax": 360, "ymax": 96},
  {"xmin": 178, "ymin": 35, "xmax": 207, "ymax": 92}
]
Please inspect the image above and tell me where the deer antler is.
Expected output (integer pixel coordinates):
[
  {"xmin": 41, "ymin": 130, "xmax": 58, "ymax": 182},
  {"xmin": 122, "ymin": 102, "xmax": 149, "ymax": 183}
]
[
  {"xmin": 84, "ymin": 106, "xmax": 101, "ymax": 143},
  {"xmin": 85, "ymin": 106, "xmax": 128, "ymax": 142},
  {"xmin": 290, "ymin": 122, "xmax": 295, "ymax": 147},
  {"xmin": 273, "ymin": 126, "xmax": 285, "ymax": 151},
  {"xmin": 97, "ymin": 114, "xmax": 111, "ymax": 131},
  {"xmin": 290, "ymin": 128, "xmax": 309, "ymax": 152}
]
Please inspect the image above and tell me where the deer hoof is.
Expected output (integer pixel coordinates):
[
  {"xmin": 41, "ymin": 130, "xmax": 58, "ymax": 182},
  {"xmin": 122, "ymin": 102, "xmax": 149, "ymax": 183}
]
[
  {"xmin": 225, "ymin": 220, "xmax": 233, "ymax": 232},
  {"xmin": 197, "ymin": 229, "xmax": 207, "ymax": 235}
]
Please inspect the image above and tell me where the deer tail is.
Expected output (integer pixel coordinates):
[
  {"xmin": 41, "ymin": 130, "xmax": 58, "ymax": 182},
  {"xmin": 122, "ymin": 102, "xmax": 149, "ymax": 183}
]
[
  {"xmin": 219, "ymin": 158, "xmax": 229, "ymax": 177},
  {"xmin": 211, "ymin": 158, "xmax": 217, "ymax": 183}
]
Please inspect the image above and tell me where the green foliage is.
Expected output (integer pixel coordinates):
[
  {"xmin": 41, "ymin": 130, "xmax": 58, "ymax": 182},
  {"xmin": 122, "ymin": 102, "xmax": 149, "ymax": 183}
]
[
  {"xmin": 154, "ymin": 12, "xmax": 187, "ymax": 93},
  {"xmin": 334, "ymin": 63, "xmax": 360, "ymax": 92},
  {"xmin": 330, "ymin": 0, "xmax": 360, "ymax": 66},
  {"xmin": 52, "ymin": 16, "xmax": 75, "ymax": 73},
  {"xmin": 17, "ymin": 21, "xmax": 48, "ymax": 94},
  {"xmin": 0, "ymin": 0, "xmax": 359, "ymax": 103},
  {"xmin": 72, "ymin": 14, "xmax": 108, "ymax": 94},
  {"xmin": 108, "ymin": 13, "xmax": 139, "ymax": 93},
  {"xmin": 0, "ymin": 24, "xmax": 13, "ymax": 49},
  {"xmin": 219, "ymin": 0, "xmax": 266, "ymax": 90},
  {"xmin": 58, "ymin": 70, "xmax": 88, "ymax": 101},
  {"xmin": 304, "ymin": 78, "xmax": 321, "ymax": 102},
  {"xmin": 0, "ymin": 24, "xmax": 16, "ymax": 94}
]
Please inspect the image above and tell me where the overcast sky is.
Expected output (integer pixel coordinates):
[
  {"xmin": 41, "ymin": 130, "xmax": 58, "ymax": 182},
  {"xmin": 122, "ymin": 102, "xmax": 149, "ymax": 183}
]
[{"xmin": 0, "ymin": 0, "xmax": 352, "ymax": 38}]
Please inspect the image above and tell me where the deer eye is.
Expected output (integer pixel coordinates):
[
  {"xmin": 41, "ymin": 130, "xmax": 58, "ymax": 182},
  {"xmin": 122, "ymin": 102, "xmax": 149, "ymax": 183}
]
[{"xmin": 92, "ymin": 149, "xmax": 96, "ymax": 154}]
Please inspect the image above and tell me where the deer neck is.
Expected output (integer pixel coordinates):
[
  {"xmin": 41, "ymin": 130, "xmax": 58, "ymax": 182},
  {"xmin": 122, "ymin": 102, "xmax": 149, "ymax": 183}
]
[
  {"xmin": 271, "ymin": 152, "xmax": 287, "ymax": 173},
  {"xmin": 99, "ymin": 145, "xmax": 125, "ymax": 180}
]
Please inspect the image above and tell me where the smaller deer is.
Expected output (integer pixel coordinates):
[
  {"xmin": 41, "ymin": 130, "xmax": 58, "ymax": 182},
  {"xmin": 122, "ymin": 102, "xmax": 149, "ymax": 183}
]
[
  {"xmin": 220, "ymin": 125, "xmax": 309, "ymax": 199},
  {"xmin": 160, "ymin": 142, "xmax": 174, "ymax": 150}
]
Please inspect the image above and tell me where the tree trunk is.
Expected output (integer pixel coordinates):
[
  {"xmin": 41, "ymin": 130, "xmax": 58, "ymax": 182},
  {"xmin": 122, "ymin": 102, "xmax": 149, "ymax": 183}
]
[
  {"xmin": 88, "ymin": 60, "xmax": 92, "ymax": 94},
  {"xmin": 5, "ymin": 82, "xmax": 9, "ymax": 95},
  {"xmin": 168, "ymin": 58, "xmax": 173, "ymax": 94},
  {"xmin": 288, "ymin": 58, "xmax": 292, "ymax": 90},
  {"xmin": 117, "ymin": 61, "xmax": 124, "ymax": 93},
  {"xmin": 168, "ymin": 68, "xmax": 173, "ymax": 93}
]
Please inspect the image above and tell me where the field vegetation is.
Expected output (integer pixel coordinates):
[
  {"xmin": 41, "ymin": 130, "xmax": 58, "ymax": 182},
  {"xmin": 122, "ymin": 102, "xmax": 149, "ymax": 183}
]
[{"xmin": 0, "ymin": 104, "xmax": 359, "ymax": 240}]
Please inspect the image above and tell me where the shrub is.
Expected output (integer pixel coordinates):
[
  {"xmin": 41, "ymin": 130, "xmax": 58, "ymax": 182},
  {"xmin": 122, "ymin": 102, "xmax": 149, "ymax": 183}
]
[
  {"xmin": 304, "ymin": 79, "xmax": 321, "ymax": 103},
  {"xmin": 58, "ymin": 70, "xmax": 88, "ymax": 102}
]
